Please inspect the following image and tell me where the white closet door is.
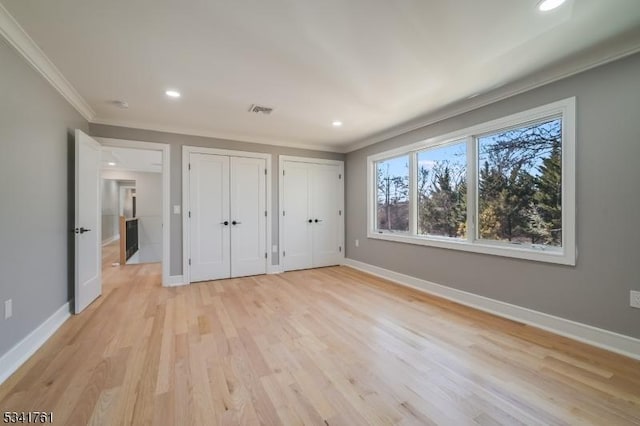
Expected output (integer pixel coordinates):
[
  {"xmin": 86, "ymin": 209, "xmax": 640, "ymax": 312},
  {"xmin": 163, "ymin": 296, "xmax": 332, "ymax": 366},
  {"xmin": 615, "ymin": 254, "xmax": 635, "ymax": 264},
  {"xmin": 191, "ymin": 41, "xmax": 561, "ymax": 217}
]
[
  {"xmin": 230, "ymin": 157, "xmax": 266, "ymax": 277},
  {"xmin": 189, "ymin": 153, "xmax": 230, "ymax": 281},
  {"xmin": 311, "ymin": 164, "xmax": 342, "ymax": 267},
  {"xmin": 282, "ymin": 161, "xmax": 313, "ymax": 271}
]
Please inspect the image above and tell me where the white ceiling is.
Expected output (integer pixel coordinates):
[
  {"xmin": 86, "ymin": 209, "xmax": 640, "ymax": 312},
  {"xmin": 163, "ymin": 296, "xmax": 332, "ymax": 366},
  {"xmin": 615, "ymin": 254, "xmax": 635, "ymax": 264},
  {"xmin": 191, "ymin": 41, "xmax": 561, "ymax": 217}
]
[
  {"xmin": 101, "ymin": 147, "xmax": 162, "ymax": 173},
  {"xmin": 2, "ymin": 0, "xmax": 640, "ymax": 151}
]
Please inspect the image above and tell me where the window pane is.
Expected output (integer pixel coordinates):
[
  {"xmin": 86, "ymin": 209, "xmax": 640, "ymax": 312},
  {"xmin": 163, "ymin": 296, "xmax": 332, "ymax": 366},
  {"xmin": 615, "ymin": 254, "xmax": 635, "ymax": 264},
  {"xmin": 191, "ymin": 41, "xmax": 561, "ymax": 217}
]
[
  {"xmin": 417, "ymin": 142, "xmax": 467, "ymax": 238},
  {"xmin": 477, "ymin": 117, "xmax": 562, "ymax": 247},
  {"xmin": 376, "ymin": 155, "xmax": 409, "ymax": 232}
]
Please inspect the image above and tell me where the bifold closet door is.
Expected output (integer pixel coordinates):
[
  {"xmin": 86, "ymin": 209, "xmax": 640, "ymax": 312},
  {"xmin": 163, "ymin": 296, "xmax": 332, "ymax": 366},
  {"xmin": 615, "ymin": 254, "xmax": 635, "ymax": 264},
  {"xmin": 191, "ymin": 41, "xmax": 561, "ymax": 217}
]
[
  {"xmin": 189, "ymin": 153, "xmax": 230, "ymax": 281},
  {"xmin": 230, "ymin": 156, "xmax": 266, "ymax": 277},
  {"xmin": 282, "ymin": 161, "xmax": 313, "ymax": 271},
  {"xmin": 311, "ymin": 164, "xmax": 341, "ymax": 268}
]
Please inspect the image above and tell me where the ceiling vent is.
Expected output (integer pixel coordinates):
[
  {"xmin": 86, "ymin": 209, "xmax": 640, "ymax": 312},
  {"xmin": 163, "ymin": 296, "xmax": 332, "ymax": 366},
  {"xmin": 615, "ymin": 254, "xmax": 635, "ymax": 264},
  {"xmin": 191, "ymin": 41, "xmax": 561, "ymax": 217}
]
[
  {"xmin": 109, "ymin": 100, "xmax": 129, "ymax": 109},
  {"xmin": 248, "ymin": 104, "xmax": 274, "ymax": 115}
]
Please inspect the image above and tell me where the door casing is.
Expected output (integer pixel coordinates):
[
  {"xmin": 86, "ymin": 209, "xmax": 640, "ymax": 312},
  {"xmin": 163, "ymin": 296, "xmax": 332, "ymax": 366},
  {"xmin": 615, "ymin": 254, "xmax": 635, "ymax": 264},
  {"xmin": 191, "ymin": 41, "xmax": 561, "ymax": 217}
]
[{"xmin": 96, "ymin": 137, "xmax": 171, "ymax": 286}]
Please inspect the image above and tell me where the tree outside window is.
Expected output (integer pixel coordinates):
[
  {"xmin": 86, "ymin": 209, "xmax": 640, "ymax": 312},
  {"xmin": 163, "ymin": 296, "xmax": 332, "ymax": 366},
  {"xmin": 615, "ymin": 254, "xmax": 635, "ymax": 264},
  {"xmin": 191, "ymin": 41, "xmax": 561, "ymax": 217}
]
[{"xmin": 477, "ymin": 118, "xmax": 562, "ymax": 247}]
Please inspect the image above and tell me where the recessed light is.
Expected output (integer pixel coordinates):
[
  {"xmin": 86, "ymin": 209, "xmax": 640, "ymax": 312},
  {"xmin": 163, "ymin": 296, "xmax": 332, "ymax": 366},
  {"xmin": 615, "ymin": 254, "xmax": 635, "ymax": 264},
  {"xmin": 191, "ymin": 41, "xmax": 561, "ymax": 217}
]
[
  {"xmin": 537, "ymin": 0, "xmax": 566, "ymax": 12},
  {"xmin": 108, "ymin": 162, "xmax": 116, "ymax": 166},
  {"xmin": 332, "ymin": 120, "xmax": 343, "ymax": 127},
  {"xmin": 165, "ymin": 90, "xmax": 181, "ymax": 98}
]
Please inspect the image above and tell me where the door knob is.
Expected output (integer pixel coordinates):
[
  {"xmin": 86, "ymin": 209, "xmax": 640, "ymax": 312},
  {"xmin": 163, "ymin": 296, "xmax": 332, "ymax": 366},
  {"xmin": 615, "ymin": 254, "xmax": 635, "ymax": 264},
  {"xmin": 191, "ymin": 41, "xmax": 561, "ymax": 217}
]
[
  {"xmin": 314, "ymin": 219, "xmax": 322, "ymax": 223},
  {"xmin": 221, "ymin": 221, "xmax": 229, "ymax": 226},
  {"xmin": 75, "ymin": 227, "xmax": 91, "ymax": 234},
  {"xmin": 308, "ymin": 219, "xmax": 313, "ymax": 223},
  {"xmin": 232, "ymin": 220, "xmax": 242, "ymax": 225}
]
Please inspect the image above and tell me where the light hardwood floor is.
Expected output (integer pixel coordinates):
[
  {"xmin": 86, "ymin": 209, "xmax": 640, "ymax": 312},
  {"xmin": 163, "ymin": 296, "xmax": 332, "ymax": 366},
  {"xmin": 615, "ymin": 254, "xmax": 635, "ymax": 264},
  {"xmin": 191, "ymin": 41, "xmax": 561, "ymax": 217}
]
[{"xmin": 1, "ymin": 247, "xmax": 639, "ymax": 425}]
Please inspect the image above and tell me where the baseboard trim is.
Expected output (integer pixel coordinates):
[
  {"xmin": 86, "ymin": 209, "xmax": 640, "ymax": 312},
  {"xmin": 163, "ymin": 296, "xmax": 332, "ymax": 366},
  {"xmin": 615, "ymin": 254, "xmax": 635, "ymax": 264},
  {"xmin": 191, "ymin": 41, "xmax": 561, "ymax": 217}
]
[
  {"xmin": 165, "ymin": 275, "xmax": 186, "ymax": 287},
  {"xmin": 267, "ymin": 265, "xmax": 283, "ymax": 275},
  {"xmin": 101, "ymin": 235, "xmax": 120, "ymax": 246},
  {"xmin": 342, "ymin": 258, "xmax": 640, "ymax": 360},
  {"xmin": 0, "ymin": 302, "xmax": 71, "ymax": 385}
]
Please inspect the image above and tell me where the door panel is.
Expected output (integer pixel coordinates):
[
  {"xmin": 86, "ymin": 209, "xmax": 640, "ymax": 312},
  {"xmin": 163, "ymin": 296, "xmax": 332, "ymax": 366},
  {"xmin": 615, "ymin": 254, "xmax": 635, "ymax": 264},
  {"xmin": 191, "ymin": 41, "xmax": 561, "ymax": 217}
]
[
  {"xmin": 74, "ymin": 130, "xmax": 102, "ymax": 313},
  {"xmin": 312, "ymin": 164, "xmax": 341, "ymax": 267},
  {"xmin": 189, "ymin": 153, "xmax": 230, "ymax": 281},
  {"xmin": 230, "ymin": 157, "xmax": 266, "ymax": 277},
  {"xmin": 282, "ymin": 161, "xmax": 313, "ymax": 271}
]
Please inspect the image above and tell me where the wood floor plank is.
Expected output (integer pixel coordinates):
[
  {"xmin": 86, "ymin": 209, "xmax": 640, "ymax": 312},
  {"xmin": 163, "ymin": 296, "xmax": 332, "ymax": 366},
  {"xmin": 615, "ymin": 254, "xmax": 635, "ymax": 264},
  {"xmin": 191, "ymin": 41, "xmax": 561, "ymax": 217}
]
[{"xmin": 1, "ymin": 241, "xmax": 639, "ymax": 425}]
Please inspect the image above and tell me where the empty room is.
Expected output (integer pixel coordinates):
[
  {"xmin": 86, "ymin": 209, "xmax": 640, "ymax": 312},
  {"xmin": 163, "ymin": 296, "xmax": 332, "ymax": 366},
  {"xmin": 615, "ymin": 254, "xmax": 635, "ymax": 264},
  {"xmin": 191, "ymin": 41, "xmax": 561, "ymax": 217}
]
[{"xmin": 1, "ymin": 0, "xmax": 639, "ymax": 425}]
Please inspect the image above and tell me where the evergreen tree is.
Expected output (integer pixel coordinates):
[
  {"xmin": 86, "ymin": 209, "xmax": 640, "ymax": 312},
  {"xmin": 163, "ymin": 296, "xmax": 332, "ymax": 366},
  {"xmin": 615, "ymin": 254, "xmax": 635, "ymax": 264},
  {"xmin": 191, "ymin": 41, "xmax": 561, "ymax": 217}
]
[
  {"xmin": 534, "ymin": 144, "xmax": 562, "ymax": 245},
  {"xmin": 419, "ymin": 163, "xmax": 466, "ymax": 238}
]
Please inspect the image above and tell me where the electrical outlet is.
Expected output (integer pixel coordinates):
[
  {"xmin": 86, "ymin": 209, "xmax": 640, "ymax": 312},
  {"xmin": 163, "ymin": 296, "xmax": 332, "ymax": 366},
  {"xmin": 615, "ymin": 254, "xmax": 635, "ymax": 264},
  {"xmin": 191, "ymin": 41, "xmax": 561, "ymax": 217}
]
[
  {"xmin": 355, "ymin": 239, "xmax": 359, "ymax": 247},
  {"xmin": 631, "ymin": 290, "xmax": 640, "ymax": 309},
  {"xmin": 4, "ymin": 299, "xmax": 12, "ymax": 319}
]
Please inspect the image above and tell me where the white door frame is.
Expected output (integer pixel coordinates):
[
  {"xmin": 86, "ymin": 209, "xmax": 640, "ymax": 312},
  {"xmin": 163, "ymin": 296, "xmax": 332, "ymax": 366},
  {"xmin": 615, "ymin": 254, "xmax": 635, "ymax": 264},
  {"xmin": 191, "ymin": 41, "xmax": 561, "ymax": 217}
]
[
  {"xmin": 279, "ymin": 155, "xmax": 345, "ymax": 270},
  {"xmin": 182, "ymin": 146, "xmax": 272, "ymax": 284},
  {"xmin": 96, "ymin": 137, "xmax": 171, "ymax": 287}
]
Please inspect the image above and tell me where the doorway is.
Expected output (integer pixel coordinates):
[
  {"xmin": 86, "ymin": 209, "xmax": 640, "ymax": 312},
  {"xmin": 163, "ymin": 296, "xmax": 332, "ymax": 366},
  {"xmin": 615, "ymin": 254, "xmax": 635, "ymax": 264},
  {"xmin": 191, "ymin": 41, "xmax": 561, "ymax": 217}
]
[{"xmin": 98, "ymin": 138, "xmax": 171, "ymax": 286}]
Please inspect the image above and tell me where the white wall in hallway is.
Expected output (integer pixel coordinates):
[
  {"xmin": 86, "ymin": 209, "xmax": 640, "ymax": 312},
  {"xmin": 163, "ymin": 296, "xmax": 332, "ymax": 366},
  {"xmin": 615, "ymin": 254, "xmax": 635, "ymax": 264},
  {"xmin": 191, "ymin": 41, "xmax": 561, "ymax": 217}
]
[
  {"xmin": 102, "ymin": 170, "xmax": 162, "ymax": 263},
  {"xmin": 101, "ymin": 179, "xmax": 119, "ymax": 243}
]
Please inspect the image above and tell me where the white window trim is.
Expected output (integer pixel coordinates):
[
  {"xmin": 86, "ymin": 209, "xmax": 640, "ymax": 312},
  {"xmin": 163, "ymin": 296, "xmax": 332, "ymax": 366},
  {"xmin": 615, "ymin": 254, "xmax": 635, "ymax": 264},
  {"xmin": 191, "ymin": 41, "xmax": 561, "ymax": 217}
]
[{"xmin": 367, "ymin": 97, "xmax": 576, "ymax": 266}]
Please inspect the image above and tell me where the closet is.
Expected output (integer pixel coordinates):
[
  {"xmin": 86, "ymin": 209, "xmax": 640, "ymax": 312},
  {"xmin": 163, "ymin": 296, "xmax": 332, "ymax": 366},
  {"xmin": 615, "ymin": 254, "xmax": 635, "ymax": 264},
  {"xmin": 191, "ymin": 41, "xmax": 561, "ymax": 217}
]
[
  {"xmin": 280, "ymin": 156, "xmax": 344, "ymax": 271},
  {"xmin": 187, "ymin": 152, "xmax": 267, "ymax": 282}
]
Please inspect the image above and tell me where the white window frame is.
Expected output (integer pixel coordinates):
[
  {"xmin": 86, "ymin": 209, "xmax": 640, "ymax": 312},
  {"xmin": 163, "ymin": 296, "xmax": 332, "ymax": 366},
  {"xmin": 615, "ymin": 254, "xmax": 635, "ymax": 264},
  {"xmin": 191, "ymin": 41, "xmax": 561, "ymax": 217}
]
[{"xmin": 367, "ymin": 97, "xmax": 576, "ymax": 265}]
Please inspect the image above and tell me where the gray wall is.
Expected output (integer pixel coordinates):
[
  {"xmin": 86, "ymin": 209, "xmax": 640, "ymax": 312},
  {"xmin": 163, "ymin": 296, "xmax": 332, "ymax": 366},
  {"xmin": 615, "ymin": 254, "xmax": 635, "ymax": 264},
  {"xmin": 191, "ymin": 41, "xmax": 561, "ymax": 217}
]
[
  {"xmin": 346, "ymin": 52, "xmax": 640, "ymax": 339},
  {"xmin": 101, "ymin": 171, "xmax": 163, "ymax": 263},
  {"xmin": 101, "ymin": 179, "xmax": 119, "ymax": 243},
  {"xmin": 0, "ymin": 38, "xmax": 88, "ymax": 357},
  {"xmin": 89, "ymin": 124, "xmax": 345, "ymax": 275}
]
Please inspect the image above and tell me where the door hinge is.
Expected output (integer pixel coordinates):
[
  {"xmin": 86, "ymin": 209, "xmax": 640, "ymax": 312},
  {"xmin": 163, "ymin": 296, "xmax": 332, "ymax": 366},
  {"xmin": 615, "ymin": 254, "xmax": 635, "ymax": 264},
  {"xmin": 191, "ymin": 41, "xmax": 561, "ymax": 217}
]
[
  {"xmin": 265, "ymin": 252, "xmax": 267, "ymax": 259},
  {"xmin": 265, "ymin": 210, "xmax": 267, "ymax": 217},
  {"xmin": 283, "ymin": 170, "xmax": 285, "ymax": 176},
  {"xmin": 188, "ymin": 211, "xmax": 191, "ymax": 218},
  {"xmin": 265, "ymin": 168, "xmax": 267, "ymax": 175},
  {"xmin": 339, "ymin": 173, "xmax": 342, "ymax": 179},
  {"xmin": 339, "ymin": 246, "xmax": 342, "ymax": 252},
  {"xmin": 188, "ymin": 163, "xmax": 191, "ymax": 170},
  {"xmin": 188, "ymin": 258, "xmax": 191, "ymax": 265},
  {"xmin": 282, "ymin": 211, "xmax": 286, "ymax": 216},
  {"xmin": 338, "ymin": 209, "xmax": 342, "ymax": 216},
  {"xmin": 283, "ymin": 251, "xmax": 286, "ymax": 257}
]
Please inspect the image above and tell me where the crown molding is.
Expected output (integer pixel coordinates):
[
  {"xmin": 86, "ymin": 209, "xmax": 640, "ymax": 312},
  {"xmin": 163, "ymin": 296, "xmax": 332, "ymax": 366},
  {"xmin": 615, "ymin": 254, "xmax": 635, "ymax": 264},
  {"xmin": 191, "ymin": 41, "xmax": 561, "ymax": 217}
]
[
  {"xmin": 3, "ymin": 0, "xmax": 638, "ymax": 155},
  {"xmin": 344, "ymin": 29, "xmax": 640, "ymax": 153},
  {"xmin": 90, "ymin": 117, "xmax": 344, "ymax": 153},
  {"xmin": 0, "ymin": 3, "xmax": 95, "ymax": 121}
]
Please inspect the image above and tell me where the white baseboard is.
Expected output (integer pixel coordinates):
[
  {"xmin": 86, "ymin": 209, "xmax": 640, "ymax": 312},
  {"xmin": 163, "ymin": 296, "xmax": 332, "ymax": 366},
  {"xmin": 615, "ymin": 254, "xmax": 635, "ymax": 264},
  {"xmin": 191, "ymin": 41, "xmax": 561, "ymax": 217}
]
[
  {"xmin": 342, "ymin": 258, "xmax": 640, "ymax": 360},
  {"xmin": 267, "ymin": 264, "xmax": 283, "ymax": 274},
  {"xmin": 101, "ymin": 235, "xmax": 120, "ymax": 246},
  {"xmin": 165, "ymin": 275, "xmax": 186, "ymax": 287},
  {"xmin": 0, "ymin": 302, "xmax": 71, "ymax": 385}
]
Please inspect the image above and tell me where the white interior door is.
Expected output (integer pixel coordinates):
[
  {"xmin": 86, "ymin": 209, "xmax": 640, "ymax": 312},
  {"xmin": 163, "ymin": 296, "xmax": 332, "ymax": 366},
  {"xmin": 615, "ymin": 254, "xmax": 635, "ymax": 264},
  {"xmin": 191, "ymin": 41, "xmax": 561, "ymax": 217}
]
[
  {"xmin": 74, "ymin": 130, "xmax": 102, "ymax": 313},
  {"xmin": 189, "ymin": 153, "xmax": 230, "ymax": 281},
  {"xmin": 311, "ymin": 164, "xmax": 342, "ymax": 267},
  {"xmin": 230, "ymin": 157, "xmax": 266, "ymax": 277},
  {"xmin": 282, "ymin": 161, "xmax": 313, "ymax": 271}
]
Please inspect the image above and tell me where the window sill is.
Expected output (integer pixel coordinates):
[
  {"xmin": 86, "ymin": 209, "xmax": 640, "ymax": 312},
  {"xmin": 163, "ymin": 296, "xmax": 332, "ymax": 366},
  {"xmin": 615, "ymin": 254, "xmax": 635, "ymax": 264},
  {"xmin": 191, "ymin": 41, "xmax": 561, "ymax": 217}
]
[{"xmin": 367, "ymin": 231, "xmax": 575, "ymax": 266}]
